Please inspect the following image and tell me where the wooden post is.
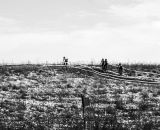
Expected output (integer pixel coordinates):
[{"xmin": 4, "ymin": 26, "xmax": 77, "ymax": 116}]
[
  {"xmin": 83, "ymin": 104, "xmax": 86, "ymax": 130},
  {"xmin": 81, "ymin": 94, "xmax": 91, "ymax": 130},
  {"xmin": 81, "ymin": 94, "xmax": 86, "ymax": 130}
]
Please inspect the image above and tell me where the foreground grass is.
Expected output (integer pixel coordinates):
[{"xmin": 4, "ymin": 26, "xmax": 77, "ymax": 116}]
[{"xmin": 0, "ymin": 65, "xmax": 160, "ymax": 130}]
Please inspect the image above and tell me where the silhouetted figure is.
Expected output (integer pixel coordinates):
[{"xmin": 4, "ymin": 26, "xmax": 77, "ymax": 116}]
[
  {"xmin": 65, "ymin": 58, "xmax": 68, "ymax": 65},
  {"xmin": 63, "ymin": 57, "xmax": 66, "ymax": 65},
  {"xmin": 118, "ymin": 63, "xmax": 123, "ymax": 76},
  {"xmin": 63, "ymin": 57, "xmax": 68, "ymax": 65},
  {"xmin": 104, "ymin": 59, "xmax": 108, "ymax": 71},
  {"xmin": 101, "ymin": 58, "xmax": 104, "ymax": 71}
]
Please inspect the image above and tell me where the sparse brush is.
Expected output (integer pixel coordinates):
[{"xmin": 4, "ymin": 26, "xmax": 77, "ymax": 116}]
[
  {"xmin": 127, "ymin": 94, "xmax": 134, "ymax": 104},
  {"xmin": 105, "ymin": 106, "xmax": 116, "ymax": 115},
  {"xmin": 156, "ymin": 89, "xmax": 160, "ymax": 95},
  {"xmin": 142, "ymin": 120, "xmax": 153, "ymax": 130},
  {"xmin": 2, "ymin": 86, "xmax": 9, "ymax": 91},
  {"xmin": 82, "ymin": 88, "xmax": 87, "ymax": 95},
  {"xmin": 12, "ymin": 84, "xmax": 20, "ymax": 90},
  {"xmin": 19, "ymin": 89, "xmax": 28, "ymax": 99},
  {"xmin": 17, "ymin": 101, "xmax": 27, "ymax": 111},
  {"xmin": 138, "ymin": 101, "xmax": 149, "ymax": 111},
  {"xmin": 66, "ymin": 83, "xmax": 73, "ymax": 88},
  {"xmin": 1, "ymin": 63, "xmax": 160, "ymax": 129},
  {"xmin": 141, "ymin": 91, "xmax": 149, "ymax": 100},
  {"xmin": 114, "ymin": 98, "xmax": 125, "ymax": 110},
  {"xmin": 115, "ymin": 88, "xmax": 123, "ymax": 94},
  {"xmin": 137, "ymin": 73, "xmax": 143, "ymax": 76},
  {"xmin": 130, "ymin": 87, "xmax": 142, "ymax": 93}
]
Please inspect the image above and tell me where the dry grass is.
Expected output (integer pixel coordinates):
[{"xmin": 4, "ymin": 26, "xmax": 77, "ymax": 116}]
[{"xmin": 0, "ymin": 64, "xmax": 160, "ymax": 130}]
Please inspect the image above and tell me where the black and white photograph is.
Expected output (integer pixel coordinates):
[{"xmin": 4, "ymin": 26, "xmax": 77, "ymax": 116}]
[{"xmin": 0, "ymin": 0, "xmax": 160, "ymax": 129}]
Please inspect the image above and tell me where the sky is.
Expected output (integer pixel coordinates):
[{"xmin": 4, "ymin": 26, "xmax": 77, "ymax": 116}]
[{"xmin": 0, "ymin": 0, "xmax": 160, "ymax": 64}]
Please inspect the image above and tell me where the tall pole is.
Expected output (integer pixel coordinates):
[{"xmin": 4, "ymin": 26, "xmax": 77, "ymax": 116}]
[
  {"xmin": 81, "ymin": 94, "xmax": 86, "ymax": 130},
  {"xmin": 83, "ymin": 104, "xmax": 86, "ymax": 130}
]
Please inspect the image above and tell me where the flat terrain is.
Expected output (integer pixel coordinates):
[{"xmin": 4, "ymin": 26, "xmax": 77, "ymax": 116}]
[{"xmin": 0, "ymin": 64, "xmax": 160, "ymax": 130}]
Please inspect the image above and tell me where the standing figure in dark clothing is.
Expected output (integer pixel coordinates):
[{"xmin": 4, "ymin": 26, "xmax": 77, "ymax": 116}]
[
  {"xmin": 104, "ymin": 59, "xmax": 108, "ymax": 71},
  {"xmin": 63, "ymin": 57, "xmax": 66, "ymax": 65},
  {"xmin": 101, "ymin": 58, "xmax": 105, "ymax": 71},
  {"xmin": 118, "ymin": 63, "xmax": 123, "ymax": 76}
]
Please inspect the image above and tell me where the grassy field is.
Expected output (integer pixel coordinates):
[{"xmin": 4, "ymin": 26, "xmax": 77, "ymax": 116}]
[{"xmin": 0, "ymin": 64, "xmax": 160, "ymax": 130}]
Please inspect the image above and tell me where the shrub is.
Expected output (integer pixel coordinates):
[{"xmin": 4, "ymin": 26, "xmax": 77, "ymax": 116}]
[
  {"xmin": 115, "ymin": 99, "xmax": 125, "ymax": 110},
  {"xmin": 130, "ymin": 87, "xmax": 142, "ymax": 93},
  {"xmin": 157, "ymin": 90, "xmax": 160, "ymax": 95},
  {"xmin": 142, "ymin": 121, "xmax": 153, "ymax": 130},
  {"xmin": 20, "ymin": 89, "xmax": 28, "ymax": 99},
  {"xmin": 66, "ymin": 83, "xmax": 73, "ymax": 88},
  {"xmin": 12, "ymin": 85, "xmax": 20, "ymax": 90},
  {"xmin": 17, "ymin": 102, "xmax": 27, "ymax": 111},
  {"xmin": 141, "ymin": 91, "xmax": 149, "ymax": 100},
  {"xmin": 105, "ymin": 106, "xmax": 116, "ymax": 115},
  {"xmin": 139, "ymin": 101, "xmax": 149, "ymax": 111},
  {"xmin": 2, "ymin": 86, "xmax": 9, "ymax": 91}
]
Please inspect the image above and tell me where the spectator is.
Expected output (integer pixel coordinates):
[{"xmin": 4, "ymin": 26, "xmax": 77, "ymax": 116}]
[
  {"xmin": 63, "ymin": 57, "xmax": 66, "ymax": 65},
  {"xmin": 65, "ymin": 58, "xmax": 68, "ymax": 65},
  {"xmin": 101, "ymin": 58, "xmax": 104, "ymax": 71},
  {"xmin": 118, "ymin": 63, "xmax": 123, "ymax": 76},
  {"xmin": 104, "ymin": 59, "xmax": 108, "ymax": 71}
]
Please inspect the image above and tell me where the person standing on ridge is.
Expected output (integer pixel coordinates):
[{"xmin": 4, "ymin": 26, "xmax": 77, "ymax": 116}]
[
  {"xmin": 101, "ymin": 58, "xmax": 104, "ymax": 71},
  {"xmin": 63, "ymin": 57, "xmax": 66, "ymax": 65},
  {"xmin": 65, "ymin": 58, "xmax": 68, "ymax": 65},
  {"xmin": 118, "ymin": 63, "xmax": 123, "ymax": 76},
  {"xmin": 104, "ymin": 59, "xmax": 108, "ymax": 71}
]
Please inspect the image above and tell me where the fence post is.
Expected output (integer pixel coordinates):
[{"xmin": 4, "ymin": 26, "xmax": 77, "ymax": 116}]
[{"xmin": 81, "ymin": 94, "xmax": 86, "ymax": 130}]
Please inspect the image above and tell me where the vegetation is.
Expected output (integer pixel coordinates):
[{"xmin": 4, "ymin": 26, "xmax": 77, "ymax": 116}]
[{"xmin": 0, "ymin": 64, "xmax": 160, "ymax": 130}]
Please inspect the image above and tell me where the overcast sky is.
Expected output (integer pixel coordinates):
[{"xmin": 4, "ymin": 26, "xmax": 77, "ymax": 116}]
[{"xmin": 0, "ymin": 0, "xmax": 160, "ymax": 64}]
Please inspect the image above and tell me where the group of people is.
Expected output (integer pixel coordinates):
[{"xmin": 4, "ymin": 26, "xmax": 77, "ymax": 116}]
[
  {"xmin": 101, "ymin": 59, "xmax": 108, "ymax": 72},
  {"xmin": 62, "ymin": 57, "xmax": 123, "ymax": 76},
  {"xmin": 101, "ymin": 58, "xmax": 123, "ymax": 76}
]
